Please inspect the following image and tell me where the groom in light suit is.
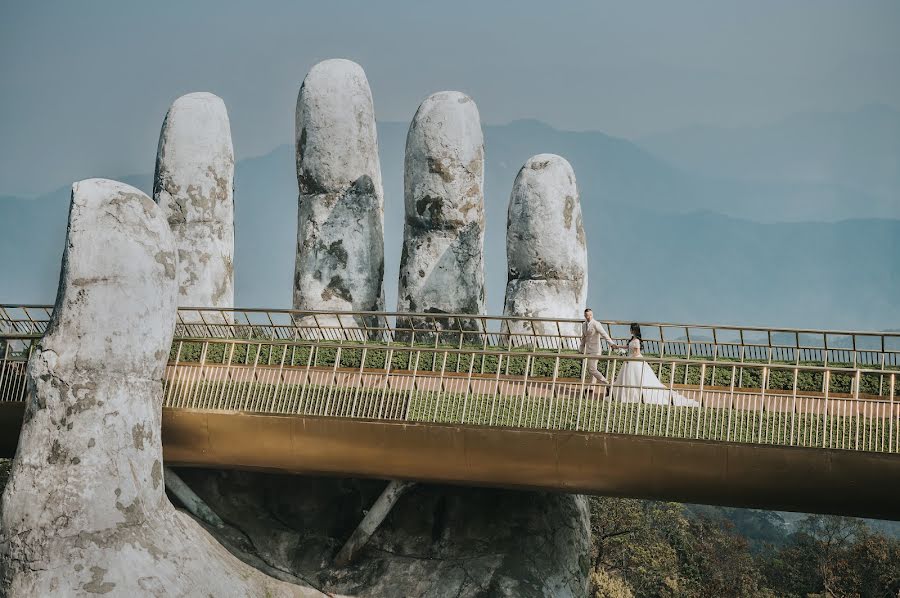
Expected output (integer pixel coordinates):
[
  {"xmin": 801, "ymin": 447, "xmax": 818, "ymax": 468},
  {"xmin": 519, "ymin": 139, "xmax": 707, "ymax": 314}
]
[{"xmin": 579, "ymin": 308, "xmax": 621, "ymax": 389}]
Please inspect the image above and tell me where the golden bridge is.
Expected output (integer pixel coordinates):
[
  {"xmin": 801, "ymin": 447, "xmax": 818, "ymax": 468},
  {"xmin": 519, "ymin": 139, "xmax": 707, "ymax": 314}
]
[{"xmin": 2, "ymin": 305, "xmax": 899, "ymax": 519}]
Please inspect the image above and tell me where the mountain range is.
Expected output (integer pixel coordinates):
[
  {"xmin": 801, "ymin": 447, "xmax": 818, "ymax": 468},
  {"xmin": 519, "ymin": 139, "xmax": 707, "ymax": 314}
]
[
  {"xmin": 640, "ymin": 104, "xmax": 900, "ymax": 222},
  {"xmin": 1, "ymin": 109, "xmax": 897, "ymax": 330}
]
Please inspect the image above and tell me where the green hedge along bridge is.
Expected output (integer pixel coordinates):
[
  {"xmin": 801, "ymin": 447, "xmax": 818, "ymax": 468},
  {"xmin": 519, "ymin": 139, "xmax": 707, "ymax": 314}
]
[{"xmin": 2, "ymin": 305, "xmax": 900, "ymax": 519}]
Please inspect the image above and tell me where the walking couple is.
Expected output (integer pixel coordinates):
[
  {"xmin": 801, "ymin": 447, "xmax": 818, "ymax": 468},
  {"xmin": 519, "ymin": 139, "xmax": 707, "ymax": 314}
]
[{"xmin": 579, "ymin": 308, "xmax": 698, "ymax": 406}]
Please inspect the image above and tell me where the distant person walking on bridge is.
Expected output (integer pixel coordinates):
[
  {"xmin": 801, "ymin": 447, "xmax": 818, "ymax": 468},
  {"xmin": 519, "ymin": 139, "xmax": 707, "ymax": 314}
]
[{"xmin": 580, "ymin": 308, "xmax": 621, "ymax": 395}]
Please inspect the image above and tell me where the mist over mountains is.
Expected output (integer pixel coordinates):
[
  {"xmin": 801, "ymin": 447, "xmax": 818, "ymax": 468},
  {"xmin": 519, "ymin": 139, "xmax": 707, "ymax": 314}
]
[
  {"xmin": 640, "ymin": 104, "xmax": 900, "ymax": 221},
  {"xmin": 1, "ymin": 112, "xmax": 897, "ymax": 330}
]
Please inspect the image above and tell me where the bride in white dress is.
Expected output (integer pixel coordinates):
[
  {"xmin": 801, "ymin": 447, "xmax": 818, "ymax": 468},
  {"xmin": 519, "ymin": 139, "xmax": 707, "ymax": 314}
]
[{"xmin": 612, "ymin": 324, "xmax": 699, "ymax": 406}]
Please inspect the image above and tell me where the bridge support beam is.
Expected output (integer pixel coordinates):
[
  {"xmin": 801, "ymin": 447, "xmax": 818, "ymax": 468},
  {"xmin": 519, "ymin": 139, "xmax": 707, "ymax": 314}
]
[
  {"xmin": 334, "ymin": 479, "xmax": 415, "ymax": 567},
  {"xmin": 164, "ymin": 466, "xmax": 225, "ymax": 529}
]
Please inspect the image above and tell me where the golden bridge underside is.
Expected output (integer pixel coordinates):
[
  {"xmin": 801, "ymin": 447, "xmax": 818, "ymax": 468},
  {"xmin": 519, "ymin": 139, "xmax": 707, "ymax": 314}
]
[{"xmin": 2, "ymin": 398, "xmax": 899, "ymax": 520}]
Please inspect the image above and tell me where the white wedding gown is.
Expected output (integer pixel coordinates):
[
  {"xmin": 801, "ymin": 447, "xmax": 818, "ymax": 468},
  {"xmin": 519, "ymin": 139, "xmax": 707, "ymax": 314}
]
[{"xmin": 612, "ymin": 338, "xmax": 699, "ymax": 406}]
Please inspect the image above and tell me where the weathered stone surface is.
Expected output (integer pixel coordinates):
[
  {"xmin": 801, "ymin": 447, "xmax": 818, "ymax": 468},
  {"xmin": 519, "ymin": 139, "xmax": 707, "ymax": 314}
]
[
  {"xmin": 293, "ymin": 59, "xmax": 385, "ymax": 337},
  {"xmin": 179, "ymin": 471, "xmax": 593, "ymax": 597},
  {"xmin": 503, "ymin": 154, "xmax": 587, "ymax": 347},
  {"xmin": 153, "ymin": 92, "xmax": 235, "ymax": 324},
  {"xmin": 0, "ymin": 179, "xmax": 318, "ymax": 597},
  {"xmin": 397, "ymin": 91, "xmax": 485, "ymax": 337}
]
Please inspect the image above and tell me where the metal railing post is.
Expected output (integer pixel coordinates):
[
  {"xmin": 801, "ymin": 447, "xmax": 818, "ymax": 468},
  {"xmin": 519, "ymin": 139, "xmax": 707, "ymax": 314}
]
[
  {"xmin": 376, "ymin": 348, "xmax": 394, "ymax": 419},
  {"xmin": 695, "ymin": 363, "xmax": 706, "ymax": 439},
  {"xmin": 757, "ymin": 366, "xmax": 767, "ymax": 444},
  {"xmin": 198, "ymin": 310, "xmax": 212, "ymax": 339},
  {"xmin": 164, "ymin": 341, "xmax": 183, "ymax": 408},
  {"xmin": 548, "ymin": 356, "xmax": 560, "ymax": 430},
  {"xmin": 295, "ymin": 345, "xmax": 315, "ymax": 414},
  {"xmin": 789, "ymin": 368, "xmax": 798, "ymax": 446},
  {"xmin": 266, "ymin": 343, "xmax": 288, "ymax": 413},
  {"xmin": 433, "ymin": 352, "xmax": 448, "ymax": 422},
  {"xmin": 350, "ymin": 347, "xmax": 367, "ymax": 418},
  {"xmin": 403, "ymin": 351, "xmax": 421, "ymax": 421},
  {"xmin": 665, "ymin": 362, "xmax": 676, "ymax": 437},
  {"xmin": 822, "ymin": 370, "xmax": 831, "ymax": 448},
  {"xmin": 604, "ymin": 356, "xmax": 616, "ymax": 434},
  {"xmin": 725, "ymin": 365, "xmax": 736, "ymax": 442},
  {"xmin": 480, "ymin": 317, "xmax": 489, "ymax": 372},
  {"xmin": 461, "ymin": 351, "xmax": 475, "ymax": 424},
  {"xmin": 518, "ymin": 355, "xmax": 532, "ymax": 428},
  {"xmin": 323, "ymin": 346, "xmax": 342, "ymax": 417},
  {"xmin": 336, "ymin": 314, "xmax": 348, "ymax": 343},
  {"xmin": 489, "ymin": 354, "xmax": 503, "ymax": 426},
  {"xmin": 215, "ymin": 342, "xmax": 235, "ymax": 410},
  {"xmin": 634, "ymin": 358, "xmax": 645, "ymax": 436},
  {"xmin": 311, "ymin": 313, "xmax": 323, "ymax": 341},
  {"xmin": 854, "ymin": 369, "xmax": 861, "ymax": 450},
  {"xmin": 890, "ymin": 373, "xmax": 896, "ymax": 453}
]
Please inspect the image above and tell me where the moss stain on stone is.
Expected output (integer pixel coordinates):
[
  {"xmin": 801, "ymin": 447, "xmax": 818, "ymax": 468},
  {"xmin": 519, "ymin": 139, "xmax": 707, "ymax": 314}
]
[
  {"xmin": 563, "ymin": 195, "xmax": 575, "ymax": 229},
  {"xmin": 82, "ymin": 566, "xmax": 115, "ymax": 594},
  {"xmin": 151, "ymin": 460, "xmax": 162, "ymax": 490},
  {"xmin": 427, "ymin": 157, "xmax": 454, "ymax": 183}
]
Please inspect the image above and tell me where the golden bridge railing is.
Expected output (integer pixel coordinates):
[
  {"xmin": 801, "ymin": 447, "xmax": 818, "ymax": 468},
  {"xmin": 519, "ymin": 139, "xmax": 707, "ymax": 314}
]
[
  {"xmin": 3, "ymin": 333, "xmax": 897, "ymax": 453},
  {"xmin": 3, "ymin": 304, "xmax": 899, "ymax": 370}
]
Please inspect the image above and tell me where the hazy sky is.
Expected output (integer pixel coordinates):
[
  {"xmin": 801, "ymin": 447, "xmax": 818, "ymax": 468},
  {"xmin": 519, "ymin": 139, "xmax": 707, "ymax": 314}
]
[{"xmin": 2, "ymin": 0, "xmax": 899, "ymax": 196}]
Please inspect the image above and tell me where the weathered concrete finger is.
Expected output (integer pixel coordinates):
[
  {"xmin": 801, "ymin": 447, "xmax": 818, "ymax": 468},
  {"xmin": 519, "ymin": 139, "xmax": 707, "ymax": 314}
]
[
  {"xmin": 397, "ymin": 91, "xmax": 486, "ymax": 340},
  {"xmin": 503, "ymin": 154, "xmax": 587, "ymax": 347},
  {"xmin": 293, "ymin": 59, "xmax": 385, "ymax": 338},
  {"xmin": 154, "ymin": 92, "xmax": 235, "ymax": 324}
]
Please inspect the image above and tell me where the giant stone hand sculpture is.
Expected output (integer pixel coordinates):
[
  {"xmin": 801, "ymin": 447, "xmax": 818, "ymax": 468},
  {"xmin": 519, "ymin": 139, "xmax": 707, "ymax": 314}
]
[{"xmin": 0, "ymin": 179, "xmax": 317, "ymax": 597}]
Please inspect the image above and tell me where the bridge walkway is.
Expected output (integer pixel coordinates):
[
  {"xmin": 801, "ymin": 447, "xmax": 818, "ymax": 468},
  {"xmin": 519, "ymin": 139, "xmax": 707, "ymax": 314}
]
[{"xmin": 2, "ymin": 308, "xmax": 899, "ymax": 518}]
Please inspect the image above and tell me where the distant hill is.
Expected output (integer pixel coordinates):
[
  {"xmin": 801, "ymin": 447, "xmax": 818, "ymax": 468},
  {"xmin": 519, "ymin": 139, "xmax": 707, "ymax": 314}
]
[
  {"xmin": 1, "ymin": 120, "xmax": 897, "ymax": 330},
  {"xmin": 638, "ymin": 104, "xmax": 900, "ymax": 221}
]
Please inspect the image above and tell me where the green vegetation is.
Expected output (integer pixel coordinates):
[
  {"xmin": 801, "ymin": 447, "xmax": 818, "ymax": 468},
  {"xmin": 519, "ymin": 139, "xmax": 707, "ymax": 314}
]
[
  {"xmin": 168, "ymin": 340, "xmax": 900, "ymax": 397},
  {"xmin": 7, "ymin": 334, "xmax": 900, "ymax": 396},
  {"xmin": 589, "ymin": 497, "xmax": 900, "ymax": 597}
]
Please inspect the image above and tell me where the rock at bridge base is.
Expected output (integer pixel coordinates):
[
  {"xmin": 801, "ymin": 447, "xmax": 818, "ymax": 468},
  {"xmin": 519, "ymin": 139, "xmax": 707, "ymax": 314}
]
[
  {"xmin": 177, "ymin": 470, "xmax": 592, "ymax": 597},
  {"xmin": 0, "ymin": 179, "xmax": 318, "ymax": 597},
  {"xmin": 293, "ymin": 59, "xmax": 385, "ymax": 339}
]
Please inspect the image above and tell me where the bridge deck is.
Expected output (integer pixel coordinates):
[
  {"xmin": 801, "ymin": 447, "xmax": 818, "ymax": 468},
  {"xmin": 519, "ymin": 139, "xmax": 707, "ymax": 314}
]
[
  {"xmin": 157, "ymin": 362, "xmax": 899, "ymax": 450},
  {"xmin": 2, "ymin": 314, "xmax": 899, "ymax": 518}
]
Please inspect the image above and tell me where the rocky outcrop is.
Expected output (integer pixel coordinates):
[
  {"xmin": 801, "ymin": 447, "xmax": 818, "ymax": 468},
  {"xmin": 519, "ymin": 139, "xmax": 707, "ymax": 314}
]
[
  {"xmin": 503, "ymin": 154, "xmax": 587, "ymax": 348},
  {"xmin": 293, "ymin": 59, "xmax": 385, "ymax": 339},
  {"xmin": 154, "ymin": 92, "xmax": 235, "ymax": 324},
  {"xmin": 180, "ymin": 471, "xmax": 593, "ymax": 597},
  {"xmin": 397, "ymin": 91, "xmax": 485, "ymax": 340},
  {"xmin": 0, "ymin": 179, "xmax": 318, "ymax": 597}
]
